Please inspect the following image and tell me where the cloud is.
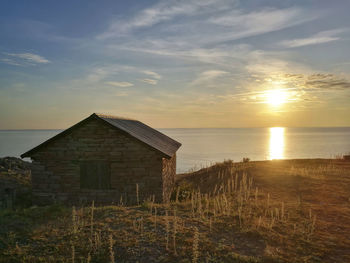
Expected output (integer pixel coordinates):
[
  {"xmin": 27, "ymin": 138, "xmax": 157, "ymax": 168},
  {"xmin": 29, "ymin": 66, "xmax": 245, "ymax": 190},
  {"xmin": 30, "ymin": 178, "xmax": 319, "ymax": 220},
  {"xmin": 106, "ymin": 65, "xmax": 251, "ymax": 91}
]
[
  {"xmin": 191, "ymin": 70, "xmax": 228, "ymax": 86},
  {"xmin": 141, "ymin": 79, "xmax": 158, "ymax": 85},
  {"xmin": 244, "ymin": 50, "xmax": 312, "ymax": 76},
  {"xmin": 142, "ymin": 70, "xmax": 162, "ymax": 79},
  {"xmin": 105, "ymin": 81, "xmax": 134, "ymax": 87},
  {"xmin": 98, "ymin": 1, "xmax": 317, "ymax": 44},
  {"xmin": 115, "ymin": 91, "xmax": 129, "ymax": 97},
  {"xmin": 275, "ymin": 73, "xmax": 350, "ymax": 91},
  {"xmin": 0, "ymin": 58, "xmax": 23, "ymax": 66},
  {"xmin": 101, "ymin": 4, "xmax": 320, "ymax": 70},
  {"xmin": 98, "ymin": 0, "xmax": 233, "ymax": 39},
  {"xmin": 207, "ymin": 7, "xmax": 316, "ymax": 43},
  {"xmin": 116, "ymin": 43, "xmax": 251, "ymax": 68},
  {"xmin": 280, "ymin": 29, "xmax": 345, "ymax": 48},
  {"xmin": 5, "ymin": 52, "xmax": 50, "ymax": 64},
  {"xmin": 305, "ymin": 74, "xmax": 350, "ymax": 90},
  {"xmin": 199, "ymin": 70, "xmax": 228, "ymax": 78}
]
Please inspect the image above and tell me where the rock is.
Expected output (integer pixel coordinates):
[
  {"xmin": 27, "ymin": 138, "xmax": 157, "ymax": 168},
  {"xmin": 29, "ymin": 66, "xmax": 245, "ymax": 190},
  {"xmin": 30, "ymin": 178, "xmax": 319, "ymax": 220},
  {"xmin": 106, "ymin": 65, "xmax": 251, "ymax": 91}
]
[
  {"xmin": 0, "ymin": 165, "xmax": 6, "ymax": 172},
  {"xmin": 0, "ymin": 157, "xmax": 32, "ymax": 208},
  {"xmin": 0, "ymin": 156, "xmax": 32, "ymax": 175}
]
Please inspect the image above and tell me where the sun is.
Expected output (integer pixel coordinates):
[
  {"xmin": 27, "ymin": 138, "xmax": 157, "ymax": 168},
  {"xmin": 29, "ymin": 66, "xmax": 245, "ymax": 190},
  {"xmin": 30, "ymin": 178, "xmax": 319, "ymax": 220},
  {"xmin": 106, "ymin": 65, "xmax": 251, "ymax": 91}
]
[{"xmin": 265, "ymin": 89, "xmax": 288, "ymax": 106}]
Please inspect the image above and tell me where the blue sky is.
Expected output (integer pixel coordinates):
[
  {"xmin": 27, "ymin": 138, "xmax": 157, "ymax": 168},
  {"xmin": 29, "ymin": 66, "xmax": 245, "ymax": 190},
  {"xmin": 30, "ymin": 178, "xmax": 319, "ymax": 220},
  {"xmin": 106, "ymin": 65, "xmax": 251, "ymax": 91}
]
[{"xmin": 1, "ymin": 0, "xmax": 350, "ymax": 128}]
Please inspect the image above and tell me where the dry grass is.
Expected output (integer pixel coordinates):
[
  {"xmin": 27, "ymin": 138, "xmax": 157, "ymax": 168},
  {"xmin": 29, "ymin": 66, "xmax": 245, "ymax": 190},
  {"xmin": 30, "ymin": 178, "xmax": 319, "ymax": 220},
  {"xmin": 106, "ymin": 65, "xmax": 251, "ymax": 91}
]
[{"xmin": 1, "ymin": 159, "xmax": 350, "ymax": 262}]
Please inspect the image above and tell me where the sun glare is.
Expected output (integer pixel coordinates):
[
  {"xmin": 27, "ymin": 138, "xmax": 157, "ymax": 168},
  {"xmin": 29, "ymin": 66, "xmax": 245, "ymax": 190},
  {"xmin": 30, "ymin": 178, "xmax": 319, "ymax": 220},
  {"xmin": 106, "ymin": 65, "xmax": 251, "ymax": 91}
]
[{"xmin": 265, "ymin": 89, "xmax": 288, "ymax": 106}]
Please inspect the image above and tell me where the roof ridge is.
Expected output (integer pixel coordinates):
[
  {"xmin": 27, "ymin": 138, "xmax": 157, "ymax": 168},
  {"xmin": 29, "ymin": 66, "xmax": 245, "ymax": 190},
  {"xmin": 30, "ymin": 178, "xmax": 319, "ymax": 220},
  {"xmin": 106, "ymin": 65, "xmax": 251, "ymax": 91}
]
[{"xmin": 94, "ymin": 113, "xmax": 136, "ymax": 121}]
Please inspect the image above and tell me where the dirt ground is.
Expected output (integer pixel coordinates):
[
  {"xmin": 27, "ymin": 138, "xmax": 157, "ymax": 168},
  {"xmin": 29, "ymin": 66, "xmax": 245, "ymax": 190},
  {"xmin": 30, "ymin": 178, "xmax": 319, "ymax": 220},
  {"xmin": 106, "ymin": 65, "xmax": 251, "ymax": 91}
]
[
  {"xmin": 250, "ymin": 159, "xmax": 350, "ymax": 262},
  {"xmin": 178, "ymin": 158, "xmax": 350, "ymax": 262}
]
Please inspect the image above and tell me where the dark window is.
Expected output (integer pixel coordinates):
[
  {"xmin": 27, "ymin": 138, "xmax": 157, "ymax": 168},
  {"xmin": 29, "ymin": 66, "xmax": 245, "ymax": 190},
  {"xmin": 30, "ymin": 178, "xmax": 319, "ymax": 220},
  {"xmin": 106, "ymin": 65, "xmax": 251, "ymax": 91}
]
[{"xmin": 80, "ymin": 161, "xmax": 111, "ymax": 189}]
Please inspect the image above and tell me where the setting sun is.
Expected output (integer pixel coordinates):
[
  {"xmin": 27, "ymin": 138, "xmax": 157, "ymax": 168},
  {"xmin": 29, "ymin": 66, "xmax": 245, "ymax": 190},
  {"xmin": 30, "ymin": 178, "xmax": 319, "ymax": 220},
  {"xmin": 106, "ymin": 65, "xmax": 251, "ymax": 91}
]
[{"xmin": 265, "ymin": 89, "xmax": 288, "ymax": 106}]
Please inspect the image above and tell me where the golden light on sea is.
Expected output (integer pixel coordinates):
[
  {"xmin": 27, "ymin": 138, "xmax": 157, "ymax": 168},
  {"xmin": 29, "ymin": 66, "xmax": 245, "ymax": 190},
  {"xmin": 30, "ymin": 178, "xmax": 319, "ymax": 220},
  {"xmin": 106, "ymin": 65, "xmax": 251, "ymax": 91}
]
[{"xmin": 269, "ymin": 127, "xmax": 285, "ymax": 159}]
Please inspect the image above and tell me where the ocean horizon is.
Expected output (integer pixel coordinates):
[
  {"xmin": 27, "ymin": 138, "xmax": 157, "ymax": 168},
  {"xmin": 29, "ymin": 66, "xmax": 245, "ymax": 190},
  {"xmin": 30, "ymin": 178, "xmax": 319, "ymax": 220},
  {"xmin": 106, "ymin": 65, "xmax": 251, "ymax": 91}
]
[{"xmin": 1, "ymin": 127, "xmax": 350, "ymax": 173}]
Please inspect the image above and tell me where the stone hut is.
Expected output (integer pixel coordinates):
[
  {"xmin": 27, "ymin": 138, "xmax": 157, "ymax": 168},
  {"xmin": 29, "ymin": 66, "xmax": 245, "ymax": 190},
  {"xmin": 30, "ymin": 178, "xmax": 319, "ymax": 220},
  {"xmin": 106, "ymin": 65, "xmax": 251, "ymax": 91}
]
[{"xmin": 21, "ymin": 113, "xmax": 181, "ymax": 205}]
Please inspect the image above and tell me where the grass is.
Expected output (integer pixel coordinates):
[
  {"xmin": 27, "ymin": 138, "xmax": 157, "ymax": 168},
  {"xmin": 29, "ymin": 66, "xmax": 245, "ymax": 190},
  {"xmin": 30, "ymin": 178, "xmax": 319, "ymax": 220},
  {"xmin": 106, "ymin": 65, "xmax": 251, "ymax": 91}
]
[{"xmin": 1, "ymin": 159, "xmax": 350, "ymax": 262}]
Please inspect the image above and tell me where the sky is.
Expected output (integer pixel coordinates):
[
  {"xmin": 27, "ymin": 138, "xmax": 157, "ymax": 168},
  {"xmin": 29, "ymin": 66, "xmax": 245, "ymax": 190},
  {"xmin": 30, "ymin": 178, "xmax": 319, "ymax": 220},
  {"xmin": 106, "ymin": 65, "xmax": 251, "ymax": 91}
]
[{"xmin": 1, "ymin": 0, "xmax": 350, "ymax": 129}]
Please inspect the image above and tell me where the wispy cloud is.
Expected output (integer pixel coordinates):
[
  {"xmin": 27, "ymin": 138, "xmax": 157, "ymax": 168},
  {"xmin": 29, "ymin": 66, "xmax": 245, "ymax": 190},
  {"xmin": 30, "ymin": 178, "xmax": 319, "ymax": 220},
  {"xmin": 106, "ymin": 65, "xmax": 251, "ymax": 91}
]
[
  {"xmin": 101, "ymin": 4, "xmax": 320, "ymax": 70},
  {"xmin": 98, "ymin": 0, "xmax": 233, "ymax": 39},
  {"xmin": 117, "ymin": 44, "xmax": 251, "ymax": 68},
  {"xmin": 115, "ymin": 91, "xmax": 129, "ymax": 97},
  {"xmin": 269, "ymin": 73, "xmax": 350, "ymax": 91},
  {"xmin": 244, "ymin": 50, "xmax": 312, "ymax": 76},
  {"xmin": 98, "ymin": 1, "xmax": 318, "ymax": 45},
  {"xmin": 280, "ymin": 29, "xmax": 345, "ymax": 48},
  {"xmin": 142, "ymin": 70, "xmax": 162, "ymax": 79},
  {"xmin": 4, "ymin": 52, "xmax": 50, "ymax": 65},
  {"xmin": 207, "ymin": 7, "xmax": 317, "ymax": 43},
  {"xmin": 191, "ymin": 70, "xmax": 228, "ymax": 86},
  {"xmin": 305, "ymin": 73, "xmax": 350, "ymax": 90},
  {"xmin": 141, "ymin": 78, "xmax": 158, "ymax": 85},
  {"xmin": 0, "ymin": 58, "xmax": 23, "ymax": 66},
  {"xmin": 105, "ymin": 81, "xmax": 134, "ymax": 87}
]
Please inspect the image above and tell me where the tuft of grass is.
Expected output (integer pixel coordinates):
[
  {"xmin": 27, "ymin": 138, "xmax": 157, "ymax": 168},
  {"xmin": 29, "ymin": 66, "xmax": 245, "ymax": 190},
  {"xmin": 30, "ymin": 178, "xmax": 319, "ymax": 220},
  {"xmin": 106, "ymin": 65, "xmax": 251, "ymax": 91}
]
[
  {"xmin": 109, "ymin": 233, "xmax": 115, "ymax": 263},
  {"xmin": 192, "ymin": 226, "xmax": 199, "ymax": 263}
]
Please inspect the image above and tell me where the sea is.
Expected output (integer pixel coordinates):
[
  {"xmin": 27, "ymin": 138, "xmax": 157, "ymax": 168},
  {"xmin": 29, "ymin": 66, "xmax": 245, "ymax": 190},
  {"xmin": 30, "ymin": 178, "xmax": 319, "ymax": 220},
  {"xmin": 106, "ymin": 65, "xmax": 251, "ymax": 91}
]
[{"xmin": 1, "ymin": 127, "xmax": 350, "ymax": 173}]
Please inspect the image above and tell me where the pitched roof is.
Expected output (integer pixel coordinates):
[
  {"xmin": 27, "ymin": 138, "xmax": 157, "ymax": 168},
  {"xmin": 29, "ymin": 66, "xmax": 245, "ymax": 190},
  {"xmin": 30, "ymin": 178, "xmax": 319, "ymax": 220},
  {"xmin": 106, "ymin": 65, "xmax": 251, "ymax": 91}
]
[{"xmin": 21, "ymin": 113, "xmax": 181, "ymax": 158}]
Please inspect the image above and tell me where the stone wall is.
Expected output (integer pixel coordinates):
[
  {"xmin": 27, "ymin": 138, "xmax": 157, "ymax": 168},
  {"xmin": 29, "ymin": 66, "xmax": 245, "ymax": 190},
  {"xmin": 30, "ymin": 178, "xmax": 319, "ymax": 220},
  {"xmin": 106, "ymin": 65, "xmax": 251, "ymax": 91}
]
[
  {"xmin": 30, "ymin": 118, "xmax": 172, "ymax": 205},
  {"xmin": 162, "ymin": 154, "xmax": 176, "ymax": 203}
]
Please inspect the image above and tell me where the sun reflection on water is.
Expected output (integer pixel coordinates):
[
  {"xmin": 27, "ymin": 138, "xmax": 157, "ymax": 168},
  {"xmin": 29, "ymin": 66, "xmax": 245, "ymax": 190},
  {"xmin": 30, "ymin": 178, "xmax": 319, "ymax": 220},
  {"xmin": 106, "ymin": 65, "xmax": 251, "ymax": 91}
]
[{"xmin": 269, "ymin": 127, "xmax": 285, "ymax": 159}]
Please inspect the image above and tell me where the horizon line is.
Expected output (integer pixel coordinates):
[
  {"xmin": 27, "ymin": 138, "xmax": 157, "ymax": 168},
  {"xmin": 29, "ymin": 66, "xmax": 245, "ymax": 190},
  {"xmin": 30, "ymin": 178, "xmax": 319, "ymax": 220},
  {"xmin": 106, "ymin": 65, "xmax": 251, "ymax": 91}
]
[{"xmin": 1, "ymin": 126, "xmax": 350, "ymax": 131}]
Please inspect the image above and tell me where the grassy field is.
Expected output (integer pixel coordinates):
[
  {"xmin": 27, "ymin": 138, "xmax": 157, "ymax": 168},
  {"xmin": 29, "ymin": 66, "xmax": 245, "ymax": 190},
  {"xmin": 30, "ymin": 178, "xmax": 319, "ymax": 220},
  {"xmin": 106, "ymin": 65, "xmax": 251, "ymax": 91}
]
[{"xmin": 0, "ymin": 159, "xmax": 349, "ymax": 263}]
